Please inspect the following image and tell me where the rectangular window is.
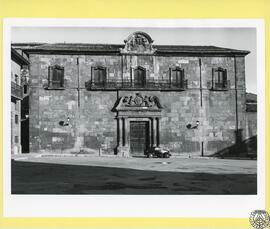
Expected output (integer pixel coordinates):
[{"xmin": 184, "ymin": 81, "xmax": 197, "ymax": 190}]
[
  {"xmin": 48, "ymin": 65, "xmax": 64, "ymax": 89},
  {"xmin": 134, "ymin": 67, "xmax": 146, "ymax": 87},
  {"xmin": 15, "ymin": 136, "xmax": 19, "ymax": 143},
  {"xmin": 24, "ymin": 85, "xmax": 28, "ymax": 94},
  {"xmin": 15, "ymin": 114, "xmax": 19, "ymax": 124},
  {"xmin": 15, "ymin": 74, "xmax": 19, "ymax": 84},
  {"xmin": 212, "ymin": 67, "xmax": 228, "ymax": 90},
  {"xmin": 170, "ymin": 67, "xmax": 185, "ymax": 88},
  {"xmin": 92, "ymin": 66, "xmax": 106, "ymax": 87},
  {"xmin": 15, "ymin": 102, "xmax": 19, "ymax": 111}
]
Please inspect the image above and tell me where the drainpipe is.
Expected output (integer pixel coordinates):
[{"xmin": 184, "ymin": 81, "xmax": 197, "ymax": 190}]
[
  {"xmin": 199, "ymin": 58, "xmax": 203, "ymax": 107},
  {"xmin": 121, "ymin": 55, "xmax": 123, "ymax": 90},
  {"xmin": 77, "ymin": 57, "xmax": 80, "ymax": 109},
  {"xmin": 76, "ymin": 57, "xmax": 82, "ymax": 152},
  {"xmin": 199, "ymin": 58, "xmax": 204, "ymax": 156},
  {"xmin": 234, "ymin": 56, "xmax": 239, "ymax": 131}
]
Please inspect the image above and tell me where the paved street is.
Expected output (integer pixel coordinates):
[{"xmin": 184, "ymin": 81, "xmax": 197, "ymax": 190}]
[{"xmin": 12, "ymin": 155, "xmax": 257, "ymax": 194}]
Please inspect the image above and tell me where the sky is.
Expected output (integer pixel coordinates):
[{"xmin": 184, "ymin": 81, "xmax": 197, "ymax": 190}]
[{"xmin": 11, "ymin": 27, "xmax": 257, "ymax": 93}]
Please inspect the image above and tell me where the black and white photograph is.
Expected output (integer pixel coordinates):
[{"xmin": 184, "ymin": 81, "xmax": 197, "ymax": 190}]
[
  {"xmin": 8, "ymin": 23, "xmax": 260, "ymax": 196},
  {"xmin": 3, "ymin": 18, "xmax": 266, "ymax": 218}
]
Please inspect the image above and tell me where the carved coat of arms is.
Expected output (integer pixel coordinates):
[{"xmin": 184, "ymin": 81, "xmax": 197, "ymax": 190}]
[
  {"xmin": 122, "ymin": 93, "xmax": 162, "ymax": 108},
  {"xmin": 120, "ymin": 31, "xmax": 156, "ymax": 54}
]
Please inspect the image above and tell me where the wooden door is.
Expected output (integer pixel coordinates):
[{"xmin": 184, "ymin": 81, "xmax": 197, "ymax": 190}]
[{"xmin": 130, "ymin": 121, "xmax": 150, "ymax": 156}]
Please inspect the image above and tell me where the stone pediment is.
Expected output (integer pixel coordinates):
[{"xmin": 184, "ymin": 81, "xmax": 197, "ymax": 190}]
[
  {"xmin": 120, "ymin": 31, "xmax": 156, "ymax": 55},
  {"xmin": 115, "ymin": 93, "xmax": 162, "ymax": 112}
]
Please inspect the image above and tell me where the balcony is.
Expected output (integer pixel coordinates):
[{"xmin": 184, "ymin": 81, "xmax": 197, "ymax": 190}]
[
  {"xmin": 207, "ymin": 80, "xmax": 230, "ymax": 91},
  {"xmin": 85, "ymin": 79, "xmax": 188, "ymax": 91},
  {"xmin": 11, "ymin": 81, "xmax": 23, "ymax": 100}
]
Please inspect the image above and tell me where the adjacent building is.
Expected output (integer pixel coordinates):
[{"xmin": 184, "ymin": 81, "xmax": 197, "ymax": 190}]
[
  {"xmin": 11, "ymin": 48, "xmax": 29, "ymax": 154},
  {"xmin": 13, "ymin": 31, "xmax": 255, "ymax": 157},
  {"xmin": 246, "ymin": 92, "xmax": 257, "ymax": 137}
]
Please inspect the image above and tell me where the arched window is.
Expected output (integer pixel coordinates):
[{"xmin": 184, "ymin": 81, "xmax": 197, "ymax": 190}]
[
  {"xmin": 92, "ymin": 66, "xmax": 107, "ymax": 87},
  {"xmin": 170, "ymin": 67, "xmax": 185, "ymax": 88},
  {"xmin": 133, "ymin": 66, "xmax": 146, "ymax": 88}
]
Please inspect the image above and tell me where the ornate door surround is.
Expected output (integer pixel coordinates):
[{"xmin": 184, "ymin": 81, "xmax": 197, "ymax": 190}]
[{"xmin": 114, "ymin": 93, "xmax": 162, "ymax": 157}]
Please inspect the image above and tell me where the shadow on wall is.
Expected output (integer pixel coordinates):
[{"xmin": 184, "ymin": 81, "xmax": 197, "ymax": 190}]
[{"xmin": 210, "ymin": 133, "xmax": 257, "ymax": 159}]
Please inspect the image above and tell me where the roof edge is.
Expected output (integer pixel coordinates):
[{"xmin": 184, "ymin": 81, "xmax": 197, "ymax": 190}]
[
  {"xmin": 11, "ymin": 48, "xmax": 29, "ymax": 65},
  {"xmin": 11, "ymin": 43, "xmax": 250, "ymax": 56}
]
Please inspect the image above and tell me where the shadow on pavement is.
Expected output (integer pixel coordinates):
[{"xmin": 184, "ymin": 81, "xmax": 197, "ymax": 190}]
[
  {"xmin": 210, "ymin": 135, "xmax": 257, "ymax": 159},
  {"xmin": 12, "ymin": 160, "xmax": 257, "ymax": 194}
]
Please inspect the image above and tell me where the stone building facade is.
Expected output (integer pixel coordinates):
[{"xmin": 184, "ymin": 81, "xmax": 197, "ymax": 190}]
[
  {"xmin": 15, "ymin": 31, "xmax": 253, "ymax": 157},
  {"xmin": 11, "ymin": 48, "xmax": 29, "ymax": 154}
]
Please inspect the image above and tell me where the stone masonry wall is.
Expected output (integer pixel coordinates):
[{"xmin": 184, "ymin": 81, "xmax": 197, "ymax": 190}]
[{"xmin": 29, "ymin": 53, "xmax": 248, "ymax": 156}]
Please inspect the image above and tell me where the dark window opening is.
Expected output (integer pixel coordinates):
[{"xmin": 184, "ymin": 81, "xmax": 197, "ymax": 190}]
[
  {"xmin": 48, "ymin": 65, "xmax": 64, "ymax": 89},
  {"xmin": 170, "ymin": 67, "xmax": 185, "ymax": 88},
  {"xmin": 15, "ymin": 114, "xmax": 19, "ymax": 124},
  {"xmin": 23, "ymin": 85, "xmax": 28, "ymax": 94},
  {"xmin": 15, "ymin": 136, "xmax": 19, "ymax": 143},
  {"xmin": 212, "ymin": 67, "xmax": 228, "ymax": 89},
  {"xmin": 134, "ymin": 67, "xmax": 146, "ymax": 87},
  {"xmin": 15, "ymin": 74, "xmax": 19, "ymax": 84},
  {"xmin": 92, "ymin": 66, "xmax": 106, "ymax": 87}
]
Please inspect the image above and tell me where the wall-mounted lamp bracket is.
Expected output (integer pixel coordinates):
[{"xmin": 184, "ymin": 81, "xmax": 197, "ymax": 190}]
[{"xmin": 186, "ymin": 120, "xmax": 200, "ymax": 129}]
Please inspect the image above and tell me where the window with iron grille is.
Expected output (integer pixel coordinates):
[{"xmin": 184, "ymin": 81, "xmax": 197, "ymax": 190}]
[
  {"xmin": 212, "ymin": 67, "xmax": 228, "ymax": 90},
  {"xmin": 170, "ymin": 67, "xmax": 185, "ymax": 88},
  {"xmin": 92, "ymin": 66, "xmax": 107, "ymax": 87},
  {"xmin": 48, "ymin": 65, "xmax": 64, "ymax": 89}
]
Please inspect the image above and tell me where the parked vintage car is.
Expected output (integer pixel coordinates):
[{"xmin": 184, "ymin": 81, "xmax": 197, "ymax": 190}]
[{"xmin": 144, "ymin": 146, "xmax": 171, "ymax": 158}]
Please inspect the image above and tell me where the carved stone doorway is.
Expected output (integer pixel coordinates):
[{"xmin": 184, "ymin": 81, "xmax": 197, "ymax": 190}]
[{"xmin": 113, "ymin": 93, "xmax": 163, "ymax": 157}]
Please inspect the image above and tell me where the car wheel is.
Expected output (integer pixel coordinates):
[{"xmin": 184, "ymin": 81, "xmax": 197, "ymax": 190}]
[{"xmin": 163, "ymin": 153, "xmax": 170, "ymax": 158}]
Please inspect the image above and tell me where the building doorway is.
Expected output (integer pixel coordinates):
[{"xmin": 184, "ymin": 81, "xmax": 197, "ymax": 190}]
[{"xmin": 130, "ymin": 121, "xmax": 150, "ymax": 156}]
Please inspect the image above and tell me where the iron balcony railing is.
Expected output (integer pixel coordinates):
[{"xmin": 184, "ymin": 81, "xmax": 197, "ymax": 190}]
[
  {"xmin": 207, "ymin": 80, "xmax": 230, "ymax": 91},
  {"xmin": 11, "ymin": 81, "xmax": 23, "ymax": 100},
  {"xmin": 85, "ymin": 79, "xmax": 188, "ymax": 91}
]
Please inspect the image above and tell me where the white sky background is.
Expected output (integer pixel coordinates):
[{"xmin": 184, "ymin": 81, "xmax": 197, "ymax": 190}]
[{"xmin": 11, "ymin": 27, "xmax": 257, "ymax": 93}]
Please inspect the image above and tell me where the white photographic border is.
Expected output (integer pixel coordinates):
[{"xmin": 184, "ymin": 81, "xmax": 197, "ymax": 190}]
[{"xmin": 2, "ymin": 18, "xmax": 265, "ymax": 217}]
